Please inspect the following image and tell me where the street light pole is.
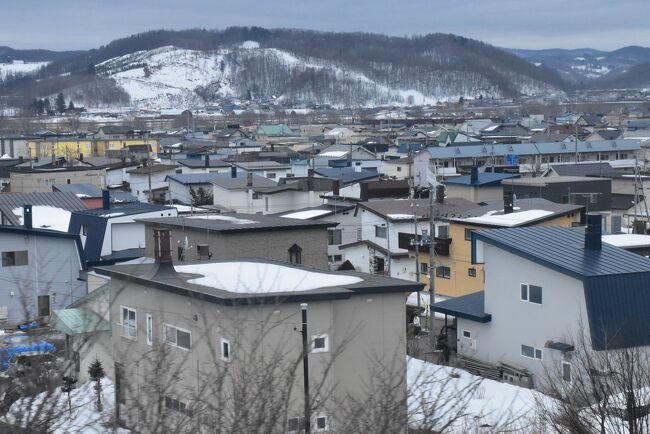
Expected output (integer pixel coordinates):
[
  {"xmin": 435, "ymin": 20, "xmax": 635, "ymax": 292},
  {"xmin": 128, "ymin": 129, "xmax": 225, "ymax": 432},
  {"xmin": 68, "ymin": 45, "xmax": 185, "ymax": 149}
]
[{"xmin": 301, "ymin": 303, "xmax": 311, "ymax": 434}]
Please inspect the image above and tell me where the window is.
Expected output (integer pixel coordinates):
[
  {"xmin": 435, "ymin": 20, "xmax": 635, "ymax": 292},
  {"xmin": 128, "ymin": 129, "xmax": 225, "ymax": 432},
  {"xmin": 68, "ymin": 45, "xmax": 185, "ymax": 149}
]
[
  {"xmin": 328, "ymin": 229, "xmax": 342, "ymax": 245},
  {"xmin": 121, "ymin": 307, "xmax": 137, "ymax": 339},
  {"xmin": 311, "ymin": 334, "xmax": 329, "ymax": 353},
  {"xmin": 464, "ymin": 228, "xmax": 473, "ymax": 241},
  {"xmin": 197, "ymin": 244, "xmax": 210, "ymax": 259},
  {"xmin": 164, "ymin": 396, "xmax": 193, "ymax": 417},
  {"xmin": 287, "ymin": 417, "xmax": 305, "ymax": 433},
  {"xmin": 266, "ymin": 172, "xmax": 276, "ymax": 179},
  {"xmin": 375, "ymin": 225, "xmax": 387, "ymax": 239},
  {"xmin": 520, "ymin": 284, "xmax": 543, "ymax": 304},
  {"xmin": 164, "ymin": 324, "xmax": 191, "ymax": 350},
  {"xmin": 289, "ymin": 244, "xmax": 302, "ymax": 265},
  {"xmin": 328, "ymin": 254, "xmax": 343, "ymax": 263},
  {"xmin": 521, "ymin": 344, "xmax": 543, "ymax": 360},
  {"xmin": 221, "ymin": 338, "xmax": 231, "ymax": 362},
  {"xmin": 252, "ymin": 192, "xmax": 261, "ymax": 200},
  {"xmin": 435, "ymin": 266, "xmax": 451, "ymax": 279},
  {"xmin": 396, "ymin": 166, "xmax": 402, "ymax": 172},
  {"xmin": 81, "ymin": 224, "xmax": 88, "ymax": 236},
  {"xmin": 2, "ymin": 251, "xmax": 28, "ymax": 267},
  {"xmin": 420, "ymin": 262, "xmax": 428, "ymax": 275},
  {"xmin": 146, "ymin": 314, "xmax": 153, "ymax": 346},
  {"xmin": 177, "ymin": 246, "xmax": 185, "ymax": 261},
  {"xmin": 462, "ymin": 330, "xmax": 472, "ymax": 339},
  {"xmin": 315, "ymin": 414, "xmax": 329, "ymax": 432},
  {"xmin": 468, "ymin": 267, "xmax": 477, "ymax": 277},
  {"xmin": 562, "ymin": 362, "xmax": 572, "ymax": 382}
]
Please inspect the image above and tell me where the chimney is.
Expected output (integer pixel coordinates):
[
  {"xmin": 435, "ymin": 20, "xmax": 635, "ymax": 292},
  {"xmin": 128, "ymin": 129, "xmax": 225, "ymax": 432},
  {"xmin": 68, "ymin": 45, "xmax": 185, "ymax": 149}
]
[
  {"xmin": 79, "ymin": 153, "xmax": 84, "ymax": 162},
  {"xmin": 470, "ymin": 167, "xmax": 479, "ymax": 184},
  {"xmin": 18, "ymin": 156, "xmax": 23, "ymax": 164},
  {"xmin": 204, "ymin": 154, "xmax": 210, "ymax": 168},
  {"xmin": 308, "ymin": 168, "xmax": 314, "ymax": 178},
  {"xmin": 246, "ymin": 172, "xmax": 253, "ymax": 187},
  {"xmin": 230, "ymin": 166, "xmax": 237, "ymax": 178},
  {"xmin": 503, "ymin": 190, "xmax": 514, "ymax": 214},
  {"xmin": 435, "ymin": 185, "xmax": 445, "ymax": 204},
  {"xmin": 333, "ymin": 179, "xmax": 340, "ymax": 196},
  {"xmin": 154, "ymin": 229, "xmax": 173, "ymax": 263},
  {"xmin": 585, "ymin": 213, "xmax": 602, "ymax": 251},
  {"xmin": 23, "ymin": 205, "xmax": 32, "ymax": 229},
  {"xmin": 102, "ymin": 189, "xmax": 111, "ymax": 210}
]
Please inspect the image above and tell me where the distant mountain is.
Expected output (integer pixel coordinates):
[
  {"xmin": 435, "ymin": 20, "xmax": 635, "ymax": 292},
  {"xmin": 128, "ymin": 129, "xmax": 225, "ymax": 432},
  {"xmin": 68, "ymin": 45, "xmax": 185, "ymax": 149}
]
[
  {"xmin": 507, "ymin": 46, "xmax": 650, "ymax": 84},
  {"xmin": 0, "ymin": 28, "xmax": 569, "ymax": 109},
  {"xmin": 596, "ymin": 62, "xmax": 650, "ymax": 89},
  {"xmin": 0, "ymin": 46, "xmax": 82, "ymax": 63}
]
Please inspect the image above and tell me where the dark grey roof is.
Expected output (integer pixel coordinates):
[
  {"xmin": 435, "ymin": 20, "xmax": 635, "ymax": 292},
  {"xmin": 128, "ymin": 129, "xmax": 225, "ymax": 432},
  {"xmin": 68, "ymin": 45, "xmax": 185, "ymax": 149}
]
[
  {"xmin": 139, "ymin": 213, "xmax": 336, "ymax": 232},
  {"xmin": 176, "ymin": 159, "xmax": 231, "ymax": 168},
  {"xmin": 551, "ymin": 162, "xmax": 620, "ymax": 177},
  {"xmin": 0, "ymin": 192, "xmax": 87, "ymax": 225},
  {"xmin": 314, "ymin": 168, "xmax": 379, "ymax": 185},
  {"xmin": 357, "ymin": 197, "xmax": 477, "ymax": 221},
  {"xmin": 97, "ymin": 125, "xmax": 131, "ymax": 135},
  {"xmin": 211, "ymin": 173, "xmax": 277, "ymax": 190},
  {"xmin": 75, "ymin": 202, "xmax": 175, "ymax": 218},
  {"xmin": 234, "ymin": 161, "xmax": 290, "ymax": 170},
  {"xmin": 126, "ymin": 164, "xmax": 177, "ymax": 175},
  {"xmin": 501, "ymin": 176, "xmax": 608, "ymax": 186},
  {"xmin": 94, "ymin": 259, "xmax": 423, "ymax": 305},
  {"xmin": 433, "ymin": 292, "xmax": 491, "ymax": 323},
  {"xmin": 474, "ymin": 226, "xmax": 650, "ymax": 278}
]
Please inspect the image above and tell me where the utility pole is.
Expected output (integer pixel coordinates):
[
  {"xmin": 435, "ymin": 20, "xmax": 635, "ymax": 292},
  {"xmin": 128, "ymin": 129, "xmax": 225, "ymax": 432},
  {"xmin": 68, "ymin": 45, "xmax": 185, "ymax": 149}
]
[
  {"xmin": 411, "ymin": 203, "xmax": 421, "ymax": 309},
  {"xmin": 428, "ymin": 185, "xmax": 437, "ymax": 350},
  {"xmin": 301, "ymin": 303, "xmax": 311, "ymax": 434}
]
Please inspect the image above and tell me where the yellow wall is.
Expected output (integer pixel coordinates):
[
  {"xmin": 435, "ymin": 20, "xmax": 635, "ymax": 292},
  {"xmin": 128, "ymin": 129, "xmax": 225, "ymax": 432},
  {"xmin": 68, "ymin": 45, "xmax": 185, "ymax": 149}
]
[
  {"xmin": 417, "ymin": 212, "xmax": 582, "ymax": 298},
  {"xmin": 27, "ymin": 139, "xmax": 160, "ymax": 159}
]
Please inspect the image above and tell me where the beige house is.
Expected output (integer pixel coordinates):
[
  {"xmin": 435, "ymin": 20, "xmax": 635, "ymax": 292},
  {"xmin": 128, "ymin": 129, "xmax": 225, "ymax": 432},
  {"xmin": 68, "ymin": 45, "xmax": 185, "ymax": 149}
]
[{"xmin": 9, "ymin": 167, "xmax": 105, "ymax": 193}]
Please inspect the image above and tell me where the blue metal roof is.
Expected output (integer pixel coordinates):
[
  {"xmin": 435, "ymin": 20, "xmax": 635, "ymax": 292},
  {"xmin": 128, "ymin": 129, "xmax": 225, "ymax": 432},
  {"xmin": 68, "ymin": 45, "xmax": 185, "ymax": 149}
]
[
  {"xmin": 314, "ymin": 167, "xmax": 379, "ymax": 185},
  {"xmin": 433, "ymin": 292, "xmax": 491, "ymax": 323},
  {"xmin": 425, "ymin": 140, "xmax": 640, "ymax": 160},
  {"xmin": 473, "ymin": 226, "xmax": 650, "ymax": 278},
  {"xmin": 443, "ymin": 172, "xmax": 519, "ymax": 186}
]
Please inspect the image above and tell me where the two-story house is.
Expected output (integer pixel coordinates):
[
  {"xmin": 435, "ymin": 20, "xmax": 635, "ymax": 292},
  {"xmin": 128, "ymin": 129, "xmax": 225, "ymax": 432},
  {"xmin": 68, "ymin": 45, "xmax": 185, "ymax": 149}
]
[{"xmin": 434, "ymin": 215, "xmax": 650, "ymax": 388}]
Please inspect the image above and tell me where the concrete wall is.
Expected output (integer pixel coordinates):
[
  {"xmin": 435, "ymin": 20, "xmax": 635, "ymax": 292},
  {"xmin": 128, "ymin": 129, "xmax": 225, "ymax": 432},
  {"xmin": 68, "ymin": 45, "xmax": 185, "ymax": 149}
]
[
  {"xmin": 9, "ymin": 169, "xmax": 106, "ymax": 193},
  {"xmin": 106, "ymin": 277, "xmax": 408, "ymax": 432},
  {"xmin": 457, "ymin": 244, "xmax": 589, "ymax": 386},
  {"xmin": 444, "ymin": 184, "xmax": 503, "ymax": 203},
  {"xmin": 144, "ymin": 224, "xmax": 329, "ymax": 269},
  {"xmin": 0, "ymin": 232, "xmax": 86, "ymax": 325}
]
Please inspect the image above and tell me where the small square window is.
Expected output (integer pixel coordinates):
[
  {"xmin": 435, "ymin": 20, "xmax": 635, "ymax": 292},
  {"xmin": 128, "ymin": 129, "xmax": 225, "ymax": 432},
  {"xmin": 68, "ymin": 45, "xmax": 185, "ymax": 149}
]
[
  {"xmin": 562, "ymin": 362, "xmax": 572, "ymax": 382},
  {"xmin": 464, "ymin": 228, "xmax": 473, "ymax": 241},
  {"xmin": 435, "ymin": 266, "xmax": 451, "ymax": 279},
  {"xmin": 468, "ymin": 268, "xmax": 476, "ymax": 277},
  {"xmin": 221, "ymin": 338, "xmax": 231, "ymax": 362},
  {"xmin": 288, "ymin": 417, "xmax": 304, "ymax": 433},
  {"xmin": 197, "ymin": 244, "xmax": 210, "ymax": 259},
  {"xmin": 2, "ymin": 251, "xmax": 28, "ymax": 267},
  {"xmin": 529, "ymin": 285, "xmax": 543, "ymax": 304},
  {"xmin": 520, "ymin": 284, "xmax": 528, "ymax": 301},
  {"xmin": 375, "ymin": 225, "xmax": 387, "ymax": 239},
  {"xmin": 462, "ymin": 330, "xmax": 471, "ymax": 339},
  {"xmin": 420, "ymin": 262, "xmax": 429, "ymax": 275},
  {"xmin": 312, "ymin": 334, "xmax": 329, "ymax": 353},
  {"xmin": 315, "ymin": 414, "xmax": 328, "ymax": 432}
]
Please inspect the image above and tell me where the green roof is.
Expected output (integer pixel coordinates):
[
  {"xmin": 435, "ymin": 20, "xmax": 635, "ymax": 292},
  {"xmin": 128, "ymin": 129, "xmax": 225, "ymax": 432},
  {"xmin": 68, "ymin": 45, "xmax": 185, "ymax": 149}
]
[
  {"xmin": 257, "ymin": 124, "xmax": 297, "ymax": 137},
  {"xmin": 51, "ymin": 308, "xmax": 110, "ymax": 335}
]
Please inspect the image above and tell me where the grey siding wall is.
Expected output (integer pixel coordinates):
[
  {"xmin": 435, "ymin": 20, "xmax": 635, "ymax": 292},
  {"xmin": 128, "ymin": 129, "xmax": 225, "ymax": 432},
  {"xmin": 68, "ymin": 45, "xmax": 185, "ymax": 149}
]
[
  {"xmin": 107, "ymin": 278, "xmax": 407, "ymax": 432},
  {"xmin": 0, "ymin": 233, "xmax": 86, "ymax": 324},
  {"xmin": 144, "ymin": 225, "xmax": 329, "ymax": 269},
  {"xmin": 457, "ymin": 244, "xmax": 590, "ymax": 384}
]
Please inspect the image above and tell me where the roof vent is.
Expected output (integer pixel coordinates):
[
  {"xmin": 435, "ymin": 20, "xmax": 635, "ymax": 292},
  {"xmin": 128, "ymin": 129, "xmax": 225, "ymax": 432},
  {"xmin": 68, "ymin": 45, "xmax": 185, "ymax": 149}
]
[
  {"xmin": 585, "ymin": 213, "xmax": 602, "ymax": 251},
  {"xmin": 503, "ymin": 190, "xmax": 514, "ymax": 214},
  {"xmin": 102, "ymin": 190, "xmax": 110, "ymax": 210},
  {"xmin": 23, "ymin": 205, "xmax": 32, "ymax": 229}
]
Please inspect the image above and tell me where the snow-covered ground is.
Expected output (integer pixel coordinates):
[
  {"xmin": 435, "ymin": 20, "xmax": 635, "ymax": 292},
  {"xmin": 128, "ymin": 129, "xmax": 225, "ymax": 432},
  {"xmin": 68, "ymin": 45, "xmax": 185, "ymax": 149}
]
[
  {"xmin": 0, "ymin": 61, "xmax": 48, "ymax": 80},
  {"xmin": 4, "ymin": 378, "xmax": 129, "ymax": 434},
  {"xmin": 407, "ymin": 357, "xmax": 553, "ymax": 431}
]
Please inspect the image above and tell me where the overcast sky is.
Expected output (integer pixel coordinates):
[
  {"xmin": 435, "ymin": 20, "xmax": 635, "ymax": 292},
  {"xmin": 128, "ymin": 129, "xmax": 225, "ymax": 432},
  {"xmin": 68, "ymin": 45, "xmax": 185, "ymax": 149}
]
[{"xmin": 1, "ymin": 0, "xmax": 649, "ymax": 51}]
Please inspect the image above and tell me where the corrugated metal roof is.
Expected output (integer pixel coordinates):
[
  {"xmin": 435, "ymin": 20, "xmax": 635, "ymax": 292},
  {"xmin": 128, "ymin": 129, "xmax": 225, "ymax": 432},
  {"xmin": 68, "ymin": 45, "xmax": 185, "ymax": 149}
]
[
  {"xmin": 314, "ymin": 168, "xmax": 379, "ymax": 185},
  {"xmin": 474, "ymin": 226, "xmax": 650, "ymax": 278},
  {"xmin": 139, "ymin": 213, "xmax": 336, "ymax": 232},
  {"xmin": 443, "ymin": 172, "xmax": 519, "ymax": 186},
  {"xmin": 433, "ymin": 291, "xmax": 491, "ymax": 323},
  {"xmin": 0, "ymin": 192, "xmax": 87, "ymax": 225}
]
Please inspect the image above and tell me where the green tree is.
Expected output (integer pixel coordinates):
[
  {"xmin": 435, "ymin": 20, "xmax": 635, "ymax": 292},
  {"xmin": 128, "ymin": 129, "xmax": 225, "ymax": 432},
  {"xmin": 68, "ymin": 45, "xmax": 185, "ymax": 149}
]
[
  {"xmin": 88, "ymin": 358, "xmax": 105, "ymax": 411},
  {"xmin": 43, "ymin": 98, "xmax": 52, "ymax": 115},
  {"xmin": 189, "ymin": 186, "xmax": 213, "ymax": 206},
  {"xmin": 55, "ymin": 93, "xmax": 66, "ymax": 114},
  {"xmin": 67, "ymin": 100, "xmax": 75, "ymax": 111}
]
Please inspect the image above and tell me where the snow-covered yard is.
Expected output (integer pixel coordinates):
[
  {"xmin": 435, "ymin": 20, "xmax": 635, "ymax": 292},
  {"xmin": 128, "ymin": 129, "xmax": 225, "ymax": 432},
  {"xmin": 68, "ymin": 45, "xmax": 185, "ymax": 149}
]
[{"xmin": 4, "ymin": 378, "xmax": 129, "ymax": 434}]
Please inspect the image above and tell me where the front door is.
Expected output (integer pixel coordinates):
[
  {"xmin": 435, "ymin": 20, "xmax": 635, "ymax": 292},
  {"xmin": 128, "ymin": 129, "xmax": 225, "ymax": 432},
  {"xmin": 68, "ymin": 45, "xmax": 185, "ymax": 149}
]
[{"xmin": 37, "ymin": 295, "xmax": 51, "ymax": 317}]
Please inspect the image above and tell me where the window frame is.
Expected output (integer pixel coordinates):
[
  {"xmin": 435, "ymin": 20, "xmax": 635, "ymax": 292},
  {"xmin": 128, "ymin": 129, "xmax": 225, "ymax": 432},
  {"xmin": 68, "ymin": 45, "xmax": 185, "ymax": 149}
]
[
  {"xmin": 197, "ymin": 244, "xmax": 210, "ymax": 259},
  {"xmin": 1, "ymin": 250, "xmax": 28, "ymax": 267},
  {"xmin": 464, "ymin": 228, "xmax": 473, "ymax": 241},
  {"xmin": 220, "ymin": 338, "xmax": 231, "ymax": 362},
  {"xmin": 435, "ymin": 265, "xmax": 451, "ymax": 279},
  {"xmin": 420, "ymin": 262, "xmax": 429, "ymax": 275},
  {"xmin": 468, "ymin": 267, "xmax": 477, "ymax": 277},
  {"xmin": 146, "ymin": 313, "xmax": 153, "ymax": 346},
  {"xmin": 375, "ymin": 225, "xmax": 387, "ymax": 239},
  {"xmin": 314, "ymin": 413, "xmax": 329, "ymax": 432},
  {"xmin": 311, "ymin": 334, "xmax": 329, "ymax": 353},
  {"xmin": 163, "ymin": 323, "xmax": 192, "ymax": 351},
  {"xmin": 462, "ymin": 330, "xmax": 472, "ymax": 339},
  {"xmin": 520, "ymin": 283, "xmax": 543, "ymax": 305},
  {"xmin": 120, "ymin": 306, "xmax": 137, "ymax": 340},
  {"xmin": 288, "ymin": 244, "xmax": 303, "ymax": 265},
  {"xmin": 327, "ymin": 228, "xmax": 342, "ymax": 245},
  {"xmin": 521, "ymin": 344, "xmax": 543, "ymax": 361},
  {"xmin": 562, "ymin": 361, "xmax": 572, "ymax": 382}
]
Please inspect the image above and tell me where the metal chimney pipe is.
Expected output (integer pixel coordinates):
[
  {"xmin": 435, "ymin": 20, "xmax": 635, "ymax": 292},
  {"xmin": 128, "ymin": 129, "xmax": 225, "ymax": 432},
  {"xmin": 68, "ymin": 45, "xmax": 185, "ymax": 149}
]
[
  {"xmin": 246, "ymin": 172, "xmax": 253, "ymax": 187},
  {"xmin": 102, "ymin": 190, "xmax": 111, "ymax": 210},
  {"xmin": 23, "ymin": 205, "xmax": 32, "ymax": 229},
  {"xmin": 204, "ymin": 154, "xmax": 210, "ymax": 168},
  {"xmin": 585, "ymin": 213, "xmax": 602, "ymax": 251},
  {"xmin": 230, "ymin": 166, "xmax": 237, "ymax": 178},
  {"xmin": 503, "ymin": 190, "xmax": 514, "ymax": 214}
]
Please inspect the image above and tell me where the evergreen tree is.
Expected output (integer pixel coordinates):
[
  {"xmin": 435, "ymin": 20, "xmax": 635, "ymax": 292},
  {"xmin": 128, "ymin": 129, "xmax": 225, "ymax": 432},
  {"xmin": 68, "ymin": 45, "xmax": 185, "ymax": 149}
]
[
  {"xmin": 88, "ymin": 358, "xmax": 105, "ymax": 411},
  {"xmin": 68, "ymin": 100, "xmax": 75, "ymax": 111},
  {"xmin": 189, "ymin": 186, "xmax": 214, "ymax": 206},
  {"xmin": 43, "ymin": 98, "xmax": 52, "ymax": 115},
  {"xmin": 61, "ymin": 375, "xmax": 77, "ymax": 414},
  {"xmin": 55, "ymin": 93, "xmax": 66, "ymax": 114}
]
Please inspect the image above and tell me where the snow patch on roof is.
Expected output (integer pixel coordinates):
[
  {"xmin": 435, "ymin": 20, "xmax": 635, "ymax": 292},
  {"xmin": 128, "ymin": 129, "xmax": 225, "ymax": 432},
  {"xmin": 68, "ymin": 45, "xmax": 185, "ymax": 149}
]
[
  {"xmin": 174, "ymin": 261, "xmax": 363, "ymax": 293},
  {"xmin": 281, "ymin": 209, "xmax": 331, "ymax": 220},
  {"xmin": 387, "ymin": 213, "xmax": 415, "ymax": 220},
  {"xmin": 462, "ymin": 209, "xmax": 554, "ymax": 227},
  {"xmin": 319, "ymin": 150, "xmax": 349, "ymax": 158},
  {"xmin": 602, "ymin": 234, "xmax": 650, "ymax": 248},
  {"xmin": 12, "ymin": 206, "xmax": 71, "ymax": 232},
  {"xmin": 186, "ymin": 214, "xmax": 258, "ymax": 224}
]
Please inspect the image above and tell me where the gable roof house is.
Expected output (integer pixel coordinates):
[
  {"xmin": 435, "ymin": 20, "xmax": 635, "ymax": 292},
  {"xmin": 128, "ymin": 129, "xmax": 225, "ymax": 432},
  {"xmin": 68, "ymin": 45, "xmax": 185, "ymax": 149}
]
[
  {"xmin": 177, "ymin": 155, "xmax": 232, "ymax": 174},
  {"xmin": 0, "ymin": 191, "xmax": 87, "ymax": 229},
  {"xmin": 68, "ymin": 195, "xmax": 177, "ymax": 265},
  {"xmin": 442, "ymin": 167, "xmax": 520, "ymax": 203},
  {"xmin": 126, "ymin": 164, "xmax": 178, "ymax": 202},
  {"xmin": 0, "ymin": 209, "xmax": 87, "ymax": 326},
  {"xmin": 52, "ymin": 183, "xmax": 138, "ymax": 208},
  {"xmin": 434, "ymin": 216, "xmax": 650, "ymax": 389}
]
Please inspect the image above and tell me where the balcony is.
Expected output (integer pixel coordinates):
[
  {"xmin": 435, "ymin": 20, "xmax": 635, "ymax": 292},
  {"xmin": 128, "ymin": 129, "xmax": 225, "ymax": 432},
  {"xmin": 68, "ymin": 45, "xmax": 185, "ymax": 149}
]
[{"xmin": 434, "ymin": 237, "xmax": 452, "ymax": 256}]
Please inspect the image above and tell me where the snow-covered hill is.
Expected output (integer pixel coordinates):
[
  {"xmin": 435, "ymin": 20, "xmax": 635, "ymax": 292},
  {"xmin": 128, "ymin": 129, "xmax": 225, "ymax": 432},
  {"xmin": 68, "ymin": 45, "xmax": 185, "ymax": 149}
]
[
  {"xmin": 95, "ymin": 43, "xmax": 561, "ymax": 108},
  {"xmin": 0, "ymin": 61, "xmax": 48, "ymax": 80}
]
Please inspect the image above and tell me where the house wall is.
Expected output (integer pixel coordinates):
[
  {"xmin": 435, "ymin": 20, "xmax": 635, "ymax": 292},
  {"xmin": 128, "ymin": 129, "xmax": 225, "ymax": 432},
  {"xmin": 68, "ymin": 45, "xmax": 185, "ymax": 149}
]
[
  {"xmin": 9, "ymin": 169, "xmax": 106, "ymax": 193},
  {"xmin": 507, "ymin": 180, "xmax": 612, "ymax": 212},
  {"xmin": 380, "ymin": 161, "xmax": 409, "ymax": 180},
  {"xmin": 457, "ymin": 244, "xmax": 589, "ymax": 386},
  {"xmin": 168, "ymin": 180, "xmax": 214, "ymax": 206},
  {"xmin": 100, "ymin": 209, "xmax": 178, "ymax": 257},
  {"xmin": 0, "ymin": 232, "xmax": 86, "ymax": 325},
  {"xmin": 444, "ymin": 185, "xmax": 503, "ymax": 203},
  {"xmin": 129, "ymin": 171, "xmax": 176, "ymax": 202},
  {"xmin": 143, "ymin": 225, "xmax": 329, "ymax": 269},
  {"xmin": 433, "ymin": 213, "xmax": 581, "ymax": 297},
  {"xmin": 106, "ymin": 278, "xmax": 408, "ymax": 432}
]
